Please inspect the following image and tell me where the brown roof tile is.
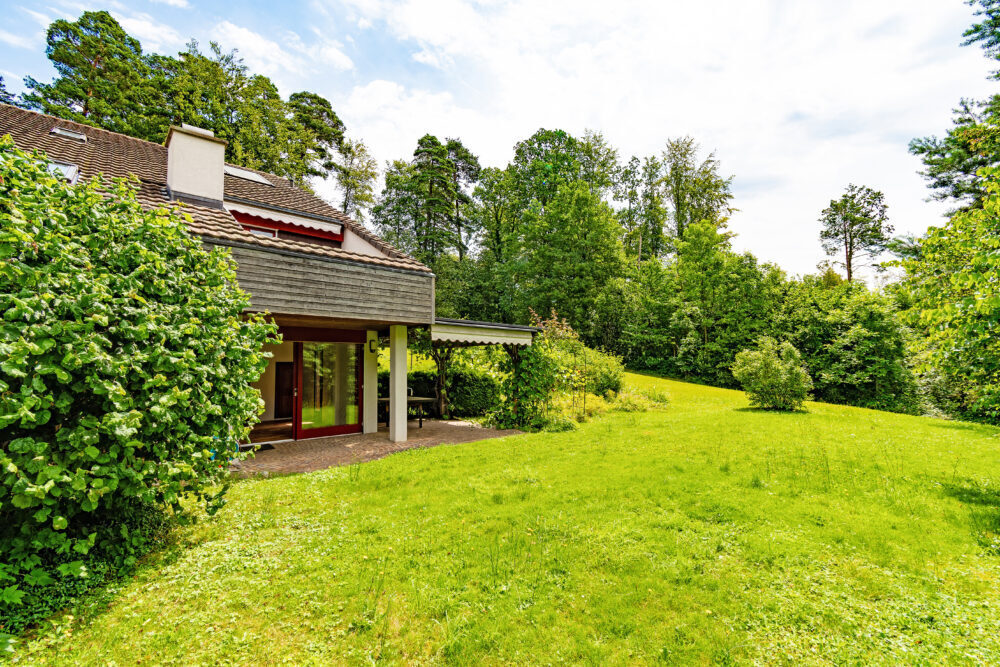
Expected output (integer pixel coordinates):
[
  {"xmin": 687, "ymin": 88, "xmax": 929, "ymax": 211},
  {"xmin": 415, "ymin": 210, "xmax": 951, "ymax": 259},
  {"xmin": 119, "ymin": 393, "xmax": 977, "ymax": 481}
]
[{"xmin": 0, "ymin": 103, "xmax": 430, "ymax": 274}]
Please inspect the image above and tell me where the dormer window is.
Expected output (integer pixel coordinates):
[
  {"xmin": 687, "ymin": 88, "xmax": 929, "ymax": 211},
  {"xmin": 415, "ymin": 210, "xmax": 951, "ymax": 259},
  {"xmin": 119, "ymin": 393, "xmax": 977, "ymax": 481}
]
[
  {"xmin": 48, "ymin": 161, "xmax": 80, "ymax": 184},
  {"xmin": 50, "ymin": 127, "xmax": 87, "ymax": 142},
  {"xmin": 224, "ymin": 165, "xmax": 273, "ymax": 186}
]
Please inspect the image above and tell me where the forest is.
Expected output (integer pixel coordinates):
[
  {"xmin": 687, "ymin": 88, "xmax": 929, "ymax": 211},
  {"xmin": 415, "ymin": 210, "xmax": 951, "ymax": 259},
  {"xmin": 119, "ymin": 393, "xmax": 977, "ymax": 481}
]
[{"xmin": 4, "ymin": 4, "xmax": 1000, "ymax": 423}]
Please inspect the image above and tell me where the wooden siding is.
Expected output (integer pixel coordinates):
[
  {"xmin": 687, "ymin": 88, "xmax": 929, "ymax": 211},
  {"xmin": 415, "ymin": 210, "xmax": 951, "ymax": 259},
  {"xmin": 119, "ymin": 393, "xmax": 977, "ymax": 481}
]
[{"xmin": 209, "ymin": 241, "xmax": 434, "ymax": 325}]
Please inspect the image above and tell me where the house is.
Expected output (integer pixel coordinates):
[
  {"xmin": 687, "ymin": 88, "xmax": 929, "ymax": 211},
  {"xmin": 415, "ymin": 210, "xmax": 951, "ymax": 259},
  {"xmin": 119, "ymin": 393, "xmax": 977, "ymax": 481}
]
[{"xmin": 0, "ymin": 104, "xmax": 535, "ymax": 443}]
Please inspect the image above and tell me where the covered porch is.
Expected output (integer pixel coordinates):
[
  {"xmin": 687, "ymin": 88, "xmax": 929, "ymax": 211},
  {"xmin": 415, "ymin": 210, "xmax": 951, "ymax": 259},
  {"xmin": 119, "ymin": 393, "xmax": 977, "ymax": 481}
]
[{"xmin": 248, "ymin": 316, "xmax": 539, "ymax": 446}]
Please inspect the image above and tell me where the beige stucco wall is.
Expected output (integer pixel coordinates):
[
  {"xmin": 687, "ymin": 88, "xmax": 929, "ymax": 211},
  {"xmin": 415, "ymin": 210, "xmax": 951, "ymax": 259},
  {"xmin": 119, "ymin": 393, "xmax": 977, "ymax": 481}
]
[
  {"xmin": 166, "ymin": 127, "xmax": 226, "ymax": 201},
  {"xmin": 341, "ymin": 228, "xmax": 383, "ymax": 257},
  {"xmin": 252, "ymin": 341, "xmax": 294, "ymax": 422}
]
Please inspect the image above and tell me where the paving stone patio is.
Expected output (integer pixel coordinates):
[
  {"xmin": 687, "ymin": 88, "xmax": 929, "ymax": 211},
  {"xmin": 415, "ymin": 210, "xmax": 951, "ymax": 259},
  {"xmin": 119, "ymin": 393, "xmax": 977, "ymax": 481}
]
[{"xmin": 231, "ymin": 419, "xmax": 520, "ymax": 476}]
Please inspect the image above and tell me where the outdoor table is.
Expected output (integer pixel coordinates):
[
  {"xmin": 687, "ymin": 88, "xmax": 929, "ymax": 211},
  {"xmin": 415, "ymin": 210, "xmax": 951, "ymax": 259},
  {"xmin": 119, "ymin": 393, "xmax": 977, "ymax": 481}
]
[{"xmin": 377, "ymin": 396, "xmax": 436, "ymax": 428}]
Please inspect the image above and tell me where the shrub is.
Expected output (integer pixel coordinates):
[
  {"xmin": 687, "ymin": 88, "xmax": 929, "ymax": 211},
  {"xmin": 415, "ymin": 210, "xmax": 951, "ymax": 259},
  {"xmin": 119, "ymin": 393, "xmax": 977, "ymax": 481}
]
[
  {"xmin": 731, "ymin": 337, "xmax": 813, "ymax": 410},
  {"xmin": 0, "ymin": 139, "xmax": 276, "ymax": 627},
  {"xmin": 448, "ymin": 369, "xmax": 502, "ymax": 417},
  {"xmin": 376, "ymin": 367, "xmax": 501, "ymax": 417},
  {"xmin": 611, "ymin": 389, "xmax": 654, "ymax": 413}
]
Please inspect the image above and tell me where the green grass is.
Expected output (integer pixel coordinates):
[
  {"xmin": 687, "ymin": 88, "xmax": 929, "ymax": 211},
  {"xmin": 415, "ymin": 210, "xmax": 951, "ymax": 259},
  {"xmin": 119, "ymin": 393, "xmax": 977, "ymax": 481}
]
[{"xmin": 14, "ymin": 375, "xmax": 1000, "ymax": 664}]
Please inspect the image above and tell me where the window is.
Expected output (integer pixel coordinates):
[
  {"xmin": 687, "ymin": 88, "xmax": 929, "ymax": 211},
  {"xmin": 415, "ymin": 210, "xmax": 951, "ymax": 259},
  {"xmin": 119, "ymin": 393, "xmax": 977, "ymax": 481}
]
[
  {"xmin": 242, "ymin": 225, "xmax": 277, "ymax": 238},
  {"xmin": 49, "ymin": 127, "xmax": 87, "ymax": 142},
  {"xmin": 224, "ymin": 165, "xmax": 273, "ymax": 186},
  {"xmin": 48, "ymin": 161, "xmax": 80, "ymax": 184}
]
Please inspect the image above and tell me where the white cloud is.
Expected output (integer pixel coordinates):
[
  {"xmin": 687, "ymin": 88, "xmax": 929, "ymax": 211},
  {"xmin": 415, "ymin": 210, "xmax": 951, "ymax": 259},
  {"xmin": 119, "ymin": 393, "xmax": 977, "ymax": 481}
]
[
  {"xmin": 322, "ymin": 0, "xmax": 994, "ymax": 277},
  {"xmin": 150, "ymin": 0, "xmax": 190, "ymax": 7},
  {"xmin": 212, "ymin": 21, "xmax": 306, "ymax": 80},
  {"xmin": 0, "ymin": 29, "xmax": 33, "ymax": 50},
  {"xmin": 316, "ymin": 41, "xmax": 354, "ymax": 71},
  {"xmin": 116, "ymin": 12, "xmax": 185, "ymax": 53}
]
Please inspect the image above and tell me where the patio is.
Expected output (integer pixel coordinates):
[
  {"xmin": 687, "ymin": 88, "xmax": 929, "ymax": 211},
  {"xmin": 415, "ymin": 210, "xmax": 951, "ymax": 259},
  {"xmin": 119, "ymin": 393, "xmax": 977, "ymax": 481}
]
[{"xmin": 232, "ymin": 419, "xmax": 520, "ymax": 476}]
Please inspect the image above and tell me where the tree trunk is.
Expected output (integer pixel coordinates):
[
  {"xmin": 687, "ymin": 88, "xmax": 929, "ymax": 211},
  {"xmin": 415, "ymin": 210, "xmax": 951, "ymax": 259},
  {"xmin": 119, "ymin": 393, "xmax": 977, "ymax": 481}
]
[{"xmin": 431, "ymin": 346, "xmax": 453, "ymax": 418}]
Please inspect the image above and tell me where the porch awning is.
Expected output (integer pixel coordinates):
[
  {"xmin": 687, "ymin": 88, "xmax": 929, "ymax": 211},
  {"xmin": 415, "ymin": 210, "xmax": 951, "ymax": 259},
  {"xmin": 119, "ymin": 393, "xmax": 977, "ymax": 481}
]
[{"xmin": 431, "ymin": 318, "xmax": 539, "ymax": 347}]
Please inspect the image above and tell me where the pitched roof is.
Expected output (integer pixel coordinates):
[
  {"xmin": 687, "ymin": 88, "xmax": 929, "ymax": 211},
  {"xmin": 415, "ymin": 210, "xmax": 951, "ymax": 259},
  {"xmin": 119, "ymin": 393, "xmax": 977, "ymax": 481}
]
[{"xmin": 0, "ymin": 103, "xmax": 430, "ymax": 274}]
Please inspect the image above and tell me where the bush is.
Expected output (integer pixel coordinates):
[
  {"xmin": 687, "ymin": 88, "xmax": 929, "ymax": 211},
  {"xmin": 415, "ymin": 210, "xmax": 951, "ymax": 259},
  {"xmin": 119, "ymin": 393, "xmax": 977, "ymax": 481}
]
[
  {"xmin": 376, "ymin": 367, "xmax": 501, "ymax": 417},
  {"xmin": 0, "ymin": 139, "xmax": 276, "ymax": 627},
  {"xmin": 731, "ymin": 337, "xmax": 813, "ymax": 410}
]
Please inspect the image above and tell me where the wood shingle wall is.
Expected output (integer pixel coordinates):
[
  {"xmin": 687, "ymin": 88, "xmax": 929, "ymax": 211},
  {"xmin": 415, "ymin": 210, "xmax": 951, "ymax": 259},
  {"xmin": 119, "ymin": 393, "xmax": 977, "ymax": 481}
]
[{"xmin": 210, "ymin": 241, "xmax": 435, "ymax": 326}]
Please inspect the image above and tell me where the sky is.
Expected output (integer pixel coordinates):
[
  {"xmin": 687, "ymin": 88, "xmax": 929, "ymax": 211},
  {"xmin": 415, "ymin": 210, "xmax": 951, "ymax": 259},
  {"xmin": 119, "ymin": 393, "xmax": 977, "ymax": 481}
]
[{"xmin": 0, "ymin": 0, "xmax": 995, "ymax": 277}]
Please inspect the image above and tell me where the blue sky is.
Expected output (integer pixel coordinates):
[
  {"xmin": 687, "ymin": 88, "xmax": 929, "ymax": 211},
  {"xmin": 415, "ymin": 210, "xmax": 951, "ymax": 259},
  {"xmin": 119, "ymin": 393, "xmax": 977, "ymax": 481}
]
[{"xmin": 1, "ymin": 0, "xmax": 995, "ymax": 277}]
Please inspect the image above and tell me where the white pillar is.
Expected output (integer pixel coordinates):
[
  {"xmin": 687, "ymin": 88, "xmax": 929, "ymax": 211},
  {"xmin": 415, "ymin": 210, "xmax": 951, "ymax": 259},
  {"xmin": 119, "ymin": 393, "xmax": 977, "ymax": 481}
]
[
  {"xmin": 363, "ymin": 330, "xmax": 378, "ymax": 434},
  {"xmin": 389, "ymin": 325, "xmax": 407, "ymax": 442}
]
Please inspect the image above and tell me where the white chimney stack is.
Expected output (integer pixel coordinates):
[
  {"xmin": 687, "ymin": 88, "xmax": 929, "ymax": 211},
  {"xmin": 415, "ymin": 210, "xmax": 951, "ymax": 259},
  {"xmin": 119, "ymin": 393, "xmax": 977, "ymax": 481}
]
[{"xmin": 165, "ymin": 124, "xmax": 227, "ymax": 204}]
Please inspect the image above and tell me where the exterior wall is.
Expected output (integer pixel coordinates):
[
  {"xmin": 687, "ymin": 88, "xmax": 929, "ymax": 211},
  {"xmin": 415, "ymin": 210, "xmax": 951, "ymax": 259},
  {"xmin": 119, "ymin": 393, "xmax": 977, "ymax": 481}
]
[
  {"xmin": 341, "ymin": 228, "xmax": 383, "ymax": 257},
  {"xmin": 252, "ymin": 340, "xmax": 294, "ymax": 421},
  {"xmin": 209, "ymin": 241, "xmax": 435, "ymax": 325}
]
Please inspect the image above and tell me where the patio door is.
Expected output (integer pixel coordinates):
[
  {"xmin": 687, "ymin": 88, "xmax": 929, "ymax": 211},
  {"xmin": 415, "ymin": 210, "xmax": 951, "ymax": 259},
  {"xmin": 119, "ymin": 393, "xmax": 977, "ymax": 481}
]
[{"xmin": 294, "ymin": 341, "xmax": 362, "ymax": 438}]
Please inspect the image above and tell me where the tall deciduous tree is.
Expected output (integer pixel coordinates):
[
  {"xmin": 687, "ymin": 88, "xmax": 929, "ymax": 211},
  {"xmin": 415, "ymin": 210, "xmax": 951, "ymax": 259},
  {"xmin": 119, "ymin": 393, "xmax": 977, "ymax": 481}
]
[
  {"xmin": 819, "ymin": 184, "xmax": 892, "ymax": 282},
  {"xmin": 661, "ymin": 136, "xmax": 734, "ymax": 239},
  {"xmin": 334, "ymin": 137, "xmax": 378, "ymax": 222},
  {"xmin": 899, "ymin": 167, "xmax": 1000, "ymax": 422},
  {"xmin": 639, "ymin": 155, "xmax": 668, "ymax": 260},
  {"xmin": 510, "ymin": 128, "xmax": 582, "ymax": 210},
  {"xmin": 614, "ymin": 156, "xmax": 642, "ymax": 261},
  {"xmin": 522, "ymin": 181, "xmax": 627, "ymax": 332},
  {"xmin": 578, "ymin": 129, "xmax": 618, "ymax": 196}
]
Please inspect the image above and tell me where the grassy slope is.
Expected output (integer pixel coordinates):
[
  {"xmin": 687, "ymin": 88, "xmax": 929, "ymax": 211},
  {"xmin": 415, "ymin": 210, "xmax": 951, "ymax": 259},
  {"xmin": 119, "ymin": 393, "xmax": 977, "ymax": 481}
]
[{"xmin": 17, "ymin": 375, "xmax": 1000, "ymax": 664}]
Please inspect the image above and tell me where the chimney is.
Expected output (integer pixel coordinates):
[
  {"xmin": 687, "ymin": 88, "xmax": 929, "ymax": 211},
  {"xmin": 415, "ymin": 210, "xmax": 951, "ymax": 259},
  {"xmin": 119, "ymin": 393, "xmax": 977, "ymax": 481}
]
[{"xmin": 165, "ymin": 124, "xmax": 227, "ymax": 205}]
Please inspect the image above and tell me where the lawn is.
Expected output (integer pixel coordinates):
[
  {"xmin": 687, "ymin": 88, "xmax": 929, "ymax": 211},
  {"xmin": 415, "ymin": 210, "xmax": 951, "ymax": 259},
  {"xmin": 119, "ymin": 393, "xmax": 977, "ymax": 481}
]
[{"xmin": 14, "ymin": 374, "xmax": 1000, "ymax": 664}]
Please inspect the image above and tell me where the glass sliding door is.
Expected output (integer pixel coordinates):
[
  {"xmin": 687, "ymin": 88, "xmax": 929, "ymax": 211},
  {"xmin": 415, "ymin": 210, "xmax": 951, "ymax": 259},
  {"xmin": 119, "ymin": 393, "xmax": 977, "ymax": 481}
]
[{"xmin": 296, "ymin": 342, "xmax": 361, "ymax": 438}]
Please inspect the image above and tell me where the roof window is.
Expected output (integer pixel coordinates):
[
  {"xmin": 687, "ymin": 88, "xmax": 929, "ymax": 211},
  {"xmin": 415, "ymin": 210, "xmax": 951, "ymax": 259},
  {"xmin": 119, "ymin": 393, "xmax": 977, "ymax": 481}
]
[
  {"xmin": 48, "ymin": 161, "xmax": 80, "ymax": 184},
  {"xmin": 50, "ymin": 126, "xmax": 87, "ymax": 142},
  {"xmin": 224, "ymin": 165, "xmax": 273, "ymax": 186}
]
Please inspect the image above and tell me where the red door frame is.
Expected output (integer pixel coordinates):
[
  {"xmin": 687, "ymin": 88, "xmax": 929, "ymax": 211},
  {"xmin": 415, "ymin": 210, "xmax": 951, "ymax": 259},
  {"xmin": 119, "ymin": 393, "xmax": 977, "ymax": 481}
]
[{"xmin": 293, "ymin": 340, "xmax": 364, "ymax": 440}]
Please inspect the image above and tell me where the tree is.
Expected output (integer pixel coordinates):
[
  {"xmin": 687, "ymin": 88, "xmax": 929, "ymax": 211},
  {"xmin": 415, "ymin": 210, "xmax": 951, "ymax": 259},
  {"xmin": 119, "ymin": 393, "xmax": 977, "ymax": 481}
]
[
  {"xmin": 23, "ymin": 12, "xmax": 350, "ymax": 187},
  {"xmin": 578, "ymin": 129, "xmax": 618, "ymax": 196},
  {"xmin": 22, "ymin": 11, "xmax": 160, "ymax": 139},
  {"xmin": 661, "ymin": 137, "xmax": 734, "ymax": 239},
  {"xmin": 522, "ymin": 181, "xmax": 627, "ymax": 335},
  {"xmin": 473, "ymin": 166, "xmax": 519, "ymax": 265},
  {"xmin": 411, "ymin": 134, "xmax": 459, "ymax": 264},
  {"xmin": 898, "ymin": 167, "xmax": 1000, "ymax": 422},
  {"xmin": 819, "ymin": 184, "xmax": 893, "ymax": 281},
  {"xmin": 614, "ymin": 156, "xmax": 642, "ymax": 261},
  {"xmin": 445, "ymin": 138, "xmax": 481, "ymax": 259},
  {"xmin": 162, "ymin": 42, "xmax": 317, "ymax": 185},
  {"xmin": 0, "ymin": 77, "xmax": 15, "ymax": 105},
  {"xmin": 909, "ymin": 1, "xmax": 1000, "ymax": 208},
  {"xmin": 638, "ymin": 155, "xmax": 668, "ymax": 260},
  {"xmin": 287, "ymin": 91, "xmax": 346, "ymax": 187},
  {"xmin": 0, "ymin": 138, "xmax": 276, "ymax": 624},
  {"xmin": 372, "ymin": 159, "xmax": 421, "ymax": 255},
  {"xmin": 779, "ymin": 277, "xmax": 918, "ymax": 413},
  {"xmin": 333, "ymin": 137, "xmax": 378, "ymax": 222},
  {"xmin": 509, "ymin": 128, "xmax": 582, "ymax": 210}
]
